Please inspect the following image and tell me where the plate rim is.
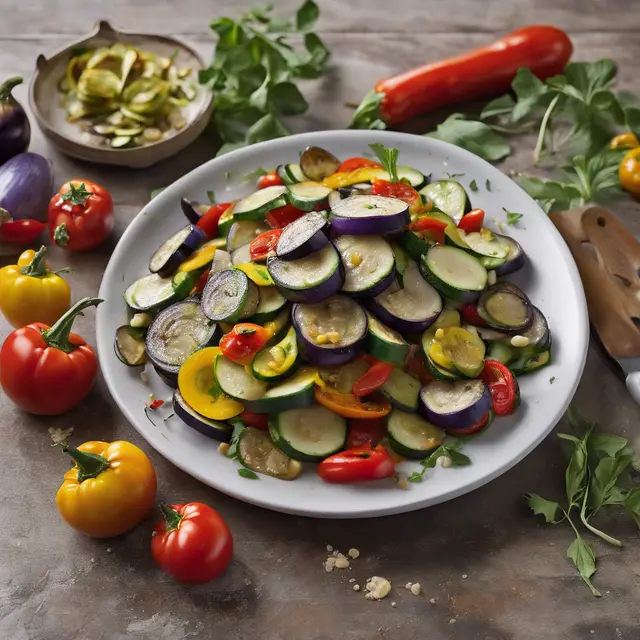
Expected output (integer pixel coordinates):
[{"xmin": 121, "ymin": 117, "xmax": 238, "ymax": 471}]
[{"xmin": 96, "ymin": 129, "xmax": 589, "ymax": 518}]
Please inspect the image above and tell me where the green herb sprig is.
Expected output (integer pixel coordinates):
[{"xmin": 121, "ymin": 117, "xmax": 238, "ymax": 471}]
[{"xmin": 408, "ymin": 440, "xmax": 470, "ymax": 483}]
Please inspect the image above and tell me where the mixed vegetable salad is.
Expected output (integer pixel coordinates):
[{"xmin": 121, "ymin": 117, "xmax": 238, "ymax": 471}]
[{"xmin": 117, "ymin": 143, "xmax": 551, "ymax": 484}]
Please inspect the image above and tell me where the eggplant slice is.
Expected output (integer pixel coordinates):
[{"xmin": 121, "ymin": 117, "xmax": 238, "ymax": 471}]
[
  {"xmin": 299, "ymin": 146, "xmax": 341, "ymax": 182},
  {"xmin": 276, "ymin": 211, "xmax": 329, "ymax": 261}
]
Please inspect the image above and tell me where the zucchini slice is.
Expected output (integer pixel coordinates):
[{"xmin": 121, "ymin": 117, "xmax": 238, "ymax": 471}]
[
  {"xmin": 364, "ymin": 312, "xmax": 410, "ymax": 365},
  {"xmin": 380, "ymin": 368, "xmax": 421, "ymax": 412},
  {"xmin": 458, "ymin": 228, "xmax": 508, "ymax": 259},
  {"xmin": 286, "ymin": 181, "xmax": 333, "ymax": 211},
  {"xmin": 214, "ymin": 355, "xmax": 267, "ymax": 401},
  {"xmin": 419, "ymin": 180, "xmax": 470, "ymax": 225},
  {"xmin": 429, "ymin": 326, "xmax": 486, "ymax": 378},
  {"xmin": 227, "ymin": 220, "xmax": 269, "ymax": 252},
  {"xmin": 201, "ymin": 268, "xmax": 259, "ymax": 322},
  {"xmin": 487, "ymin": 340, "xmax": 514, "ymax": 364},
  {"xmin": 277, "ymin": 163, "xmax": 306, "ymax": 185},
  {"xmin": 238, "ymin": 427, "xmax": 302, "ymax": 480},
  {"xmin": 510, "ymin": 349, "xmax": 551, "ymax": 375},
  {"xmin": 387, "ymin": 410, "xmax": 445, "ymax": 459},
  {"xmin": 269, "ymin": 404, "xmax": 347, "ymax": 462},
  {"xmin": 334, "ymin": 235, "xmax": 396, "ymax": 297},
  {"xmin": 477, "ymin": 283, "xmax": 533, "ymax": 331},
  {"xmin": 114, "ymin": 326, "xmax": 147, "ymax": 367},
  {"xmin": 231, "ymin": 243, "xmax": 253, "ymax": 266},
  {"xmin": 233, "ymin": 186, "xmax": 287, "ymax": 220},
  {"xmin": 250, "ymin": 286, "xmax": 288, "ymax": 323},
  {"xmin": 217, "ymin": 206, "xmax": 235, "ymax": 237},
  {"xmin": 397, "ymin": 166, "xmax": 428, "ymax": 189},
  {"xmin": 251, "ymin": 326, "xmax": 298, "ymax": 382},
  {"xmin": 247, "ymin": 368, "xmax": 319, "ymax": 413},
  {"xmin": 148, "ymin": 225, "xmax": 193, "ymax": 276},
  {"xmin": 421, "ymin": 245, "xmax": 487, "ymax": 302},
  {"xmin": 124, "ymin": 273, "xmax": 177, "ymax": 312},
  {"xmin": 421, "ymin": 309, "xmax": 463, "ymax": 381}
]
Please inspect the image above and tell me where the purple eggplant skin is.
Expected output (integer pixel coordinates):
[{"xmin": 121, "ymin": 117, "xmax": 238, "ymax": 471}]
[
  {"xmin": 153, "ymin": 363, "xmax": 179, "ymax": 389},
  {"xmin": 329, "ymin": 209, "xmax": 409, "ymax": 236},
  {"xmin": 180, "ymin": 197, "xmax": 210, "ymax": 225},
  {"xmin": 0, "ymin": 152, "xmax": 53, "ymax": 222},
  {"xmin": 343, "ymin": 264, "xmax": 396, "ymax": 299},
  {"xmin": 267, "ymin": 255, "xmax": 345, "ymax": 303},
  {"xmin": 364, "ymin": 294, "xmax": 440, "ymax": 334},
  {"xmin": 150, "ymin": 225, "xmax": 206, "ymax": 278},
  {"xmin": 418, "ymin": 380, "xmax": 491, "ymax": 430},
  {"xmin": 292, "ymin": 301, "xmax": 367, "ymax": 368},
  {"xmin": 477, "ymin": 282, "xmax": 533, "ymax": 334},
  {"xmin": 172, "ymin": 390, "xmax": 232, "ymax": 442},
  {"xmin": 276, "ymin": 211, "xmax": 329, "ymax": 261},
  {"xmin": 0, "ymin": 77, "xmax": 30, "ymax": 166},
  {"xmin": 493, "ymin": 233, "xmax": 525, "ymax": 276}
]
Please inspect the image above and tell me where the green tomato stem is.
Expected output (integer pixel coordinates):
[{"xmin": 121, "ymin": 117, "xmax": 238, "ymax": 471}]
[
  {"xmin": 159, "ymin": 502, "xmax": 183, "ymax": 532},
  {"xmin": 42, "ymin": 297, "xmax": 103, "ymax": 353}
]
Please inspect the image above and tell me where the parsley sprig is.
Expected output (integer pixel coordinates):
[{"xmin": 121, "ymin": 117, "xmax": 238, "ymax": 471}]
[
  {"xmin": 408, "ymin": 440, "xmax": 470, "ymax": 483},
  {"xmin": 199, "ymin": 1, "xmax": 330, "ymax": 155}
]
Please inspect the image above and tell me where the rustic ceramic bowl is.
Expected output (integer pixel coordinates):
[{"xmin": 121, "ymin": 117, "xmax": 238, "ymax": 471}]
[{"xmin": 29, "ymin": 20, "xmax": 213, "ymax": 168}]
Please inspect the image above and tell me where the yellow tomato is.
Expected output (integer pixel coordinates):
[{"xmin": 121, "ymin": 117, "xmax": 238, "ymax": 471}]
[
  {"xmin": 619, "ymin": 147, "xmax": 640, "ymax": 199},
  {"xmin": 56, "ymin": 440, "xmax": 157, "ymax": 538},
  {"xmin": 0, "ymin": 246, "xmax": 71, "ymax": 327},
  {"xmin": 178, "ymin": 347, "xmax": 244, "ymax": 420},
  {"xmin": 610, "ymin": 132, "xmax": 639, "ymax": 150}
]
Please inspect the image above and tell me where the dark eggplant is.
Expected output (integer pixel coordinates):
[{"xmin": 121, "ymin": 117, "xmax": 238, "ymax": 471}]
[
  {"xmin": 0, "ymin": 77, "xmax": 30, "ymax": 166},
  {"xmin": 477, "ymin": 282, "xmax": 533, "ymax": 333},
  {"xmin": 180, "ymin": 197, "xmax": 210, "ymax": 225},
  {"xmin": 292, "ymin": 295, "xmax": 367, "ymax": 367},
  {"xmin": 154, "ymin": 363, "xmax": 179, "ymax": 388},
  {"xmin": 418, "ymin": 379, "xmax": 491, "ymax": 430},
  {"xmin": 146, "ymin": 298, "xmax": 218, "ymax": 378},
  {"xmin": 519, "ymin": 306, "xmax": 551, "ymax": 352},
  {"xmin": 494, "ymin": 234, "xmax": 526, "ymax": 276},
  {"xmin": 299, "ymin": 146, "xmax": 341, "ymax": 182},
  {"xmin": 276, "ymin": 211, "xmax": 329, "ymax": 261},
  {"xmin": 329, "ymin": 194, "xmax": 410, "ymax": 236},
  {"xmin": 173, "ymin": 390, "xmax": 232, "ymax": 442},
  {"xmin": 148, "ymin": 225, "xmax": 205, "ymax": 278},
  {"xmin": 0, "ymin": 152, "xmax": 52, "ymax": 221}
]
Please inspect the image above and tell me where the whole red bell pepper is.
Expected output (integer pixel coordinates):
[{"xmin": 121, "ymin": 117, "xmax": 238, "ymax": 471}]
[
  {"xmin": 0, "ymin": 297, "xmax": 102, "ymax": 415},
  {"xmin": 351, "ymin": 26, "xmax": 572, "ymax": 127}
]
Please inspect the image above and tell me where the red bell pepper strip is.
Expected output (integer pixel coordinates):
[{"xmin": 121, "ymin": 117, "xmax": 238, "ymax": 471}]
[
  {"xmin": 193, "ymin": 269, "xmax": 210, "ymax": 294},
  {"xmin": 457, "ymin": 209, "xmax": 485, "ymax": 233},
  {"xmin": 265, "ymin": 203, "xmax": 306, "ymax": 229},
  {"xmin": 219, "ymin": 323, "xmax": 271, "ymax": 366},
  {"xmin": 352, "ymin": 26, "xmax": 572, "ymax": 126},
  {"xmin": 250, "ymin": 229, "xmax": 283, "ymax": 261},
  {"xmin": 411, "ymin": 217, "xmax": 448, "ymax": 244},
  {"xmin": 196, "ymin": 202, "xmax": 234, "ymax": 239},
  {"xmin": 480, "ymin": 360, "xmax": 521, "ymax": 416},
  {"xmin": 460, "ymin": 303, "xmax": 486, "ymax": 326},
  {"xmin": 317, "ymin": 444, "xmax": 396, "ymax": 483},
  {"xmin": 0, "ymin": 297, "xmax": 102, "ymax": 415},
  {"xmin": 338, "ymin": 157, "xmax": 383, "ymax": 172},
  {"xmin": 0, "ymin": 219, "xmax": 47, "ymax": 244},
  {"xmin": 352, "ymin": 361, "xmax": 395, "ymax": 398},
  {"xmin": 257, "ymin": 172, "xmax": 283, "ymax": 189}
]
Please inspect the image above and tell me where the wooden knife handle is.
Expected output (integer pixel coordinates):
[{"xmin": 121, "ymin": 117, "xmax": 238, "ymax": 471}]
[{"xmin": 549, "ymin": 206, "xmax": 640, "ymax": 360}]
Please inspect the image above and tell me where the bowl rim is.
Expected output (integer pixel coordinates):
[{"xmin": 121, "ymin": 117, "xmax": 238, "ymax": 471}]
[
  {"xmin": 96, "ymin": 129, "xmax": 589, "ymax": 518},
  {"xmin": 28, "ymin": 19, "xmax": 213, "ymax": 157}
]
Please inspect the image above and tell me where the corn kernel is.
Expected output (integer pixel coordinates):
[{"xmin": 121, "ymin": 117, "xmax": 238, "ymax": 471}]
[
  {"xmin": 510, "ymin": 335, "xmax": 530, "ymax": 348},
  {"xmin": 434, "ymin": 328, "xmax": 445, "ymax": 340},
  {"xmin": 327, "ymin": 331, "xmax": 341, "ymax": 344},
  {"xmin": 316, "ymin": 334, "xmax": 329, "ymax": 345},
  {"xmin": 309, "ymin": 324, "xmax": 319, "ymax": 338},
  {"xmin": 350, "ymin": 251, "xmax": 363, "ymax": 267},
  {"xmin": 488, "ymin": 270, "xmax": 497, "ymax": 285}
]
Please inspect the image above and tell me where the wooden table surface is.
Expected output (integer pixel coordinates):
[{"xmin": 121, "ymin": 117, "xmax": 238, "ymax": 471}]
[{"xmin": 2, "ymin": 2, "xmax": 640, "ymax": 639}]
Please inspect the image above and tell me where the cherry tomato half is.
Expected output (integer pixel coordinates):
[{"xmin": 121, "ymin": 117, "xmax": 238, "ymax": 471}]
[
  {"xmin": 197, "ymin": 202, "xmax": 234, "ymax": 239},
  {"xmin": 480, "ymin": 360, "xmax": 520, "ymax": 416},
  {"xmin": 457, "ymin": 209, "xmax": 485, "ymax": 234},
  {"xmin": 250, "ymin": 229, "xmax": 283, "ymax": 261},
  {"xmin": 411, "ymin": 217, "xmax": 448, "ymax": 244},
  {"xmin": 265, "ymin": 203, "xmax": 306, "ymax": 228},
  {"xmin": 337, "ymin": 157, "xmax": 383, "ymax": 173},
  {"xmin": 346, "ymin": 418, "xmax": 386, "ymax": 448},
  {"xmin": 371, "ymin": 179, "xmax": 423, "ymax": 215},
  {"xmin": 193, "ymin": 269, "xmax": 210, "ymax": 293},
  {"xmin": 257, "ymin": 172, "xmax": 283, "ymax": 189},
  {"xmin": 219, "ymin": 324, "xmax": 271, "ymax": 365},
  {"xmin": 317, "ymin": 444, "xmax": 396, "ymax": 483},
  {"xmin": 352, "ymin": 361, "xmax": 395, "ymax": 397},
  {"xmin": 239, "ymin": 411, "xmax": 269, "ymax": 429}
]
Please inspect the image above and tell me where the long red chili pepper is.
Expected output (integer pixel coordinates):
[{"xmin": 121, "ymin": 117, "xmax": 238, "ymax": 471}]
[{"xmin": 352, "ymin": 25, "xmax": 572, "ymax": 127}]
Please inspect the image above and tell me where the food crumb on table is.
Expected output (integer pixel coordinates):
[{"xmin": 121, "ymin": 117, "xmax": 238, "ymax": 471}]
[
  {"xmin": 353, "ymin": 584, "xmax": 361, "ymax": 591},
  {"xmin": 391, "ymin": 601, "xmax": 397, "ymax": 607},
  {"xmin": 326, "ymin": 544, "xmax": 333, "ymax": 552},
  {"xmin": 430, "ymin": 598, "xmax": 437, "ymax": 604},
  {"xmin": 365, "ymin": 576, "xmax": 392, "ymax": 601},
  {"xmin": 348, "ymin": 548, "xmax": 360, "ymax": 559},
  {"xmin": 462, "ymin": 573, "xmax": 468, "ymax": 579},
  {"xmin": 349, "ymin": 578, "xmax": 356, "ymax": 583},
  {"xmin": 410, "ymin": 583, "xmax": 421, "ymax": 596}
]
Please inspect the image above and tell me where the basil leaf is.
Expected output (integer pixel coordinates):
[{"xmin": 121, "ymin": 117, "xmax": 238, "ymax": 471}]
[
  {"xmin": 558, "ymin": 431, "xmax": 589, "ymax": 506},
  {"xmin": 226, "ymin": 419, "xmax": 246, "ymax": 459},
  {"xmin": 481, "ymin": 94, "xmax": 515, "ymax": 120},
  {"xmin": 588, "ymin": 434, "xmax": 629, "ymax": 458},
  {"xmin": 238, "ymin": 467, "xmax": 259, "ymax": 479},
  {"xmin": 525, "ymin": 493, "xmax": 562, "ymax": 523},
  {"xmin": 446, "ymin": 449, "xmax": 471, "ymax": 467},
  {"xmin": 503, "ymin": 208, "xmax": 523, "ymax": 225},
  {"xmin": 369, "ymin": 142, "xmax": 399, "ymax": 182},
  {"xmin": 623, "ymin": 486, "xmax": 640, "ymax": 528},
  {"xmin": 625, "ymin": 106, "xmax": 640, "ymax": 137},
  {"xmin": 516, "ymin": 175, "xmax": 584, "ymax": 212},
  {"xmin": 426, "ymin": 114, "xmax": 510, "ymax": 162},
  {"xmin": 269, "ymin": 81, "xmax": 309, "ymax": 115},
  {"xmin": 349, "ymin": 90, "xmax": 387, "ymax": 130},
  {"xmin": 485, "ymin": 179, "xmax": 491, "ymax": 192},
  {"xmin": 566, "ymin": 537, "xmax": 601, "ymax": 597},
  {"xmin": 296, "ymin": 0, "xmax": 319, "ymax": 32},
  {"xmin": 511, "ymin": 68, "xmax": 553, "ymax": 123},
  {"xmin": 469, "ymin": 179, "xmax": 478, "ymax": 192},
  {"xmin": 247, "ymin": 113, "xmax": 289, "ymax": 144}
]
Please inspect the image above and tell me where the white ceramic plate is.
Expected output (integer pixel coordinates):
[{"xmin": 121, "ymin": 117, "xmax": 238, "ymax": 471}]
[{"xmin": 97, "ymin": 130, "xmax": 588, "ymax": 518}]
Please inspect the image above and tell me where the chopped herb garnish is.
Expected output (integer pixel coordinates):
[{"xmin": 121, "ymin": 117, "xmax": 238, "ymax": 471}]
[
  {"xmin": 549, "ymin": 376, "xmax": 556, "ymax": 385},
  {"xmin": 503, "ymin": 208, "xmax": 523, "ymax": 225},
  {"xmin": 408, "ymin": 440, "xmax": 470, "ymax": 483},
  {"xmin": 469, "ymin": 179, "xmax": 478, "ymax": 192},
  {"xmin": 485, "ymin": 179, "xmax": 492, "ymax": 192},
  {"xmin": 241, "ymin": 167, "xmax": 270, "ymax": 182},
  {"xmin": 238, "ymin": 467, "xmax": 259, "ymax": 480},
  {"xmin": 207, "ymin": 190, "xmax": 216, "ymax": 204},
  {"xmin": 445, "ymin": 172, "xmax": 465, "ymax": 179}
]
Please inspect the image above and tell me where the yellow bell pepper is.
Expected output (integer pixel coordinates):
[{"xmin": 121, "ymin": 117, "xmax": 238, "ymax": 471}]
[
  {"xmin": 322, "ymin": 167, "xmax": 386, "ymax": 189},
  {"xmin": 56, "ymin": 440, "xmax": 157, "ymax": 538},
  {"xmin": 178, "ymin": 347, "xmax": 244, "ymax": 420},
  {"xmin": 0, "ymin": 246, "xmax": 71, "ymax": 328},
  {"xmin": 179, "ymin": 244, "xmax": 217, "ymax": 273},
  {"xmin": 235, "ymin": 262, "xmax": 274, "ymax": 286}
]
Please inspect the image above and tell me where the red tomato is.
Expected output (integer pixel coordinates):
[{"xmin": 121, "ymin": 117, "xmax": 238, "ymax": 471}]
[
  {"xmin": 447, "ymin": 410, "xmax": 493, "ymax": 435},
  {"xmin": 250, "ymin": 229, "xmax": 283, "ymax": 261},
  {"xmin": 480, "ymin": 360, "xmax": 521, "ymax": 416},
  {"xmin": 0, "ymin": 297, "xmax": 100, "ymax": 415},
  {"xmin": 371, "ymin": 179, "xmax": 423, "ymax": 215},
  {"xmin": 318, "ymin": 445, "xmax": 396, "ymax": 483},
  {"xmin": 411, "ymin": 217, "xmax": 448, "ymax": 244},
  {"xmin": 193, "ymin": 269, "xmax": 210, "ymax": 293},
  {"xmin": 346, "ymin": 418, "xmax": 386, "ymax": 448},
  {"xmin": 48, "ymin": 180, "xmax": 114, "ymax": 251},
  {"xmin": 404, "ymin": 348, "xmax": 434, "ymax": 386},
  {"xmin": 457, "ymin": 209, "xmax": 485, "ymax": 233},
  {"xmin": 197, "ymin": 202, "xmax": 234, "ymax": 239},
  {"xmin": 460, "ymin": 303, "xmax": 486, "ymax": 326},
  {"xmin": 219, "ymin": 323, "xmax": 270, "ymax": 365},
  {"xmin": 240, "ymin": 411, "xmax": 269, "ymax": 430},
  {"xmin": 257, "ymin": 172, "xmax": 283, "ymax": 189},
  {"xmin": 338, "ymin": 157, "xmax": 383, "ymax": 172},
  {"xmin": 265, "ymin": 203, "xmax": 306, "ymax": 228},
  {"xmin": 352, "ymin": 361, "xmax": 395, "ymax": 397},
  {"xmin": 151, "ymin": 502, "xmax": 233, "ymax": 584}
]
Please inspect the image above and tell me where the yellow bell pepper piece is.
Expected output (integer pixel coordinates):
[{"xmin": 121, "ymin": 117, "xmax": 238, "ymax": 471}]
[
  {"xmin": 322, "ymin": 167, "xmax": 386, "ymax": 189},
  {"xmin": 236, "ymin": 262, "xmax": 274, "ymax": 286},
  {"xmin": 56, "ymin": 440, "xmax": 157, "ymax": 538},
  {"xmin": 179, "ymin": 244, "xmax": 217, "ymax": 273},
  {"xmin": 0, "ymin": 246, "xmax": 71, "ymax": 328},
  {"xmin": 178, "ymin": 347, "xmax": 244, "ymax": 420}
]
